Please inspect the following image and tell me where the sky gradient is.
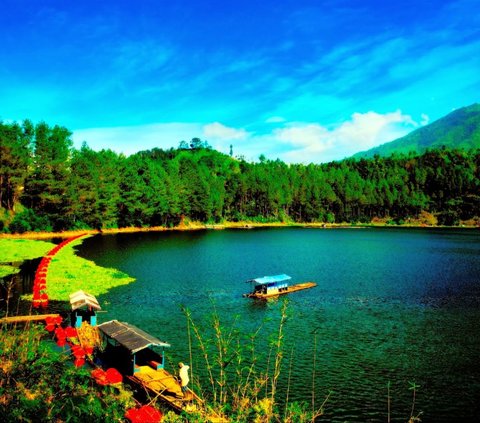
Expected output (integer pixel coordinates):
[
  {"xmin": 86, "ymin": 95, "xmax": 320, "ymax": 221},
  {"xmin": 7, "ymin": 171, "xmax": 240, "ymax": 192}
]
[{"xmin": 1, "ymin": 0, "xmax": 479, "ymax": 163}]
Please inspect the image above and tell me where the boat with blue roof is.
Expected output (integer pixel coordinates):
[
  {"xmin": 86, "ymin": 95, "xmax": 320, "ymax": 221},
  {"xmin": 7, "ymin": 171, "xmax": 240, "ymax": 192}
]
[{"xmin": 243, "ymin": 274, "xmax": 316, "ymax": 299}]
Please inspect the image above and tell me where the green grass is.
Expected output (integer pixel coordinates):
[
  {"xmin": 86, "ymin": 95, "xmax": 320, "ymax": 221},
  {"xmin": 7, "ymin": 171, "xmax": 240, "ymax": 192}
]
[
  {"xmin": 0, "ymin": 265, "xmax": 20, "ymax": 278},
  {"xmin": 0, "ymin": 236, "xmax": 135, "ymax": 301},
  {"xmin": 44, "ymin": 236, "xmax": 135, "ymax": 301},
  {"xmin": 0, "ymin": 238, "xmax": 55, "ymax": 278},
  {"xmin": 0, "ymin": 239, "xmax": 55, "ymax": 262}
]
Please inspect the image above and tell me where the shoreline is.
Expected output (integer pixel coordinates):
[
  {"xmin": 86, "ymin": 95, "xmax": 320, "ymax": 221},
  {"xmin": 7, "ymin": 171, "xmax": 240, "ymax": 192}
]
[{"xmin": 0, "ymin": 220, "xmax": 478, "ymax": 240}]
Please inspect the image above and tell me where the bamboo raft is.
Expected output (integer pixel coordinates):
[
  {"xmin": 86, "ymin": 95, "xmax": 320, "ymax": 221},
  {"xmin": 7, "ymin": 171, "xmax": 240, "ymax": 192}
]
[
  {"xmin": 243, "ymin": 274, "xmax": 317, "ymax": 299},
  {"xmin": 244, "ymin": 282, "xmax": 317, "ymax": 299},
  {"xmin": 128, "ymin": 366, "xmax": 197, "ymax": 411},
  {"xmin": 128, "ymin": 366, "xmax": 226, "ymax": 422}
]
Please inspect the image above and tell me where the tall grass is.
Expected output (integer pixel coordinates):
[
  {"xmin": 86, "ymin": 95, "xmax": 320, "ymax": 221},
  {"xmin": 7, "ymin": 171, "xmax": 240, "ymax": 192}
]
[{"xmin": 180, "ymin": 300, "xmax": 328, "ymax": 422}]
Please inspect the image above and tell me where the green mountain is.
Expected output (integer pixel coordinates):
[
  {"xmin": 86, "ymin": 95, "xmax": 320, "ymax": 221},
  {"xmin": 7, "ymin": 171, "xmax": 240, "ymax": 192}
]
[{"xmin": 353, "ymin": 103, "xmax": 480, "ymax": 159}]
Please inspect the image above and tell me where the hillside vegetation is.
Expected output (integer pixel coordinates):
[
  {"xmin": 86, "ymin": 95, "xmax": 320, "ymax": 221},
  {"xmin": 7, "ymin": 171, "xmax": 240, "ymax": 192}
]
[
  {"xmin": 1, "ymin": 120, "xmax": 480, "ymax": 233},
  {"xmin": 354, "ymin": 103, "xmax": 480, "ymax": 158}
]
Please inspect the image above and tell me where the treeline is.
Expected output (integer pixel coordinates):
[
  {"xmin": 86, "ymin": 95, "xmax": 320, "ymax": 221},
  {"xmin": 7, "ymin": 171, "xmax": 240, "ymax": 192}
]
[{"xmin": 1, "ymin": 120, "xmax": 479, "ymax": 233}]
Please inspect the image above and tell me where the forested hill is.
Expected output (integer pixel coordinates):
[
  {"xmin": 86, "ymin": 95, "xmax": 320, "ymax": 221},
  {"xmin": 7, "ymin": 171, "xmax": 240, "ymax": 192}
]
[
  {"xmin": 1, "ymin": 120, "xmax": 479, "ymax": 233},
  {"xmin": 354, "ymin": 103, "xmax": 480, "ymax": 159}
]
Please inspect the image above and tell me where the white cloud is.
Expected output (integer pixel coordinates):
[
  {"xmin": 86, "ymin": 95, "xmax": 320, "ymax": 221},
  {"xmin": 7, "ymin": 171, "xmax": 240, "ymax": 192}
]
[
  {"xmin": 275, "ymin": 124, "xmax": 331, "ymax": 150},
  {"xmin": 73, "ymin": 122, "xmax": 249, "ymax": 157},
  {"xmin": 274, "ymin": 110, "xmax": 418, "ymax": 163},
  {"xmin": 335, "ymin": 110, "xmax": 417, "ymax": 149},
  {"xmin": 203, "ymin": 122, "xmax": 248, "ymax": 140},
  {"xmin": 72, "ymin": 122, "xmax": 202, "ymax": 155},
  {"xmin": 71, "ymin": 111, "xmax": 419, "ymax": 164},
  {"xmin": 420, "ymin": 113, "xmax": 430, "ymax": 125},
  {"xmin": 202, "ymin": 122, "xmax": 250, "ymax": 154}
]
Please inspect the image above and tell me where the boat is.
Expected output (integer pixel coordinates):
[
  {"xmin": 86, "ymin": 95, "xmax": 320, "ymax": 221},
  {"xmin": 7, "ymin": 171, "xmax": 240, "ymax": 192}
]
[
  {"xmin": 96, "ymin": 320, "xmax": 190, "ymax": 409},
  {"xmin": 243, "ymin": 274, "xmax": 316, "ymax": 299},
  {"xmin": 96, "ymin": 320, "xmax": 225, "ymax": 421},
  {"xmin": 64, "ymin": 290, "xmax": 226, "ymax": 420}
]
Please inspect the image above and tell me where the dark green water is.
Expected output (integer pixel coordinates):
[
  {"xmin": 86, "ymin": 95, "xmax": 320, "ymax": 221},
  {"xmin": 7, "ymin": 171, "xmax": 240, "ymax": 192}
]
[{"xmin": 77, "ymin": 227, "xmax": 480, "ymax": 422}]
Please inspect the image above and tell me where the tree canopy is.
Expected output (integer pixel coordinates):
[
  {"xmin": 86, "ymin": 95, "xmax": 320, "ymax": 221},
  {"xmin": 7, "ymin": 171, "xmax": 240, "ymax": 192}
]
[{"xmin": 1, "ymin": 120, "xmax": 479, "ymax": 233}]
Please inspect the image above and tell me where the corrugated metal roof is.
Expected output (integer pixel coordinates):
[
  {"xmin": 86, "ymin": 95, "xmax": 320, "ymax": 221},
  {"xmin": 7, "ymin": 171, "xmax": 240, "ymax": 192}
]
[
  {"xmin": 97, "ymin": 320, "xmax": 170, "ymax": 353},
  {"xmin": 69, "ymin": 290, "xmax": 101, "ymax": 311},
  {"xmin": 248, "ymin": 274, "xmax": 292, "ymax": 285}
]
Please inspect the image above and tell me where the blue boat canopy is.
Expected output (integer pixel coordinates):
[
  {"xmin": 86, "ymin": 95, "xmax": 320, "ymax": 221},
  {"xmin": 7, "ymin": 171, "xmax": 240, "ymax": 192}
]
[{"xmin": 248, "ymin": 274, "xmax": 292, "ymax": 285}]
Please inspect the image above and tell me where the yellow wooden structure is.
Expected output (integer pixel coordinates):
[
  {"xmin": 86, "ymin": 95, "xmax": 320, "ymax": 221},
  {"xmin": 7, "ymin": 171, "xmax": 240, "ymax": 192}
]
[{"xmin": 0, "ymin": 314, "xmax": 60, "ymax": 324}]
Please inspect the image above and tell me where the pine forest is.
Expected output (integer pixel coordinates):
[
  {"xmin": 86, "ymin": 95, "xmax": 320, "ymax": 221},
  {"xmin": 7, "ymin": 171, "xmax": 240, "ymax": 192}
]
[{"xmin": 1, "ymin": 120, "xmax": 479, "ymax": 233}]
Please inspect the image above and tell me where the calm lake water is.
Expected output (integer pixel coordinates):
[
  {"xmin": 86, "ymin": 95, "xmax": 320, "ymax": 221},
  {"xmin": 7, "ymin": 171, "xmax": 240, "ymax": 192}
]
[{"xmin": 76, "ymin": 227, "xmax": 480, "ymax": 422}]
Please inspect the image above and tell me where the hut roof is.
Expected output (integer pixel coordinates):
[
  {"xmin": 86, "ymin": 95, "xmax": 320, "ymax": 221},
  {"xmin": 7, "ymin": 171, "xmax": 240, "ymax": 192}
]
[
  {"xmin": 69, "ymin": 290, "xmax": 101, "ymax": 311},
  {"xmin": 97, "ymin": 319, "xmax": 170, "ymax": 353},
  {"xmin": 248, "ymin": 274, "xmax": 291, "ymax": 285}
]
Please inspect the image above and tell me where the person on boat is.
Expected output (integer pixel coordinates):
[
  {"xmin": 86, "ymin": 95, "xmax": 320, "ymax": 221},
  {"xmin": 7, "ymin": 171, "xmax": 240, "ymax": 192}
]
[{"xmin": 178, "ymin": 362, "xmax": 190, "ymax": 396}]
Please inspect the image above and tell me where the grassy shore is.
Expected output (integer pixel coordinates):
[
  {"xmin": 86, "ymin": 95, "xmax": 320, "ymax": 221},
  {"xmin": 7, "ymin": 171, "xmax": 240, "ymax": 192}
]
[
  {"xmin": 1, "ymin": 218, "xmax": 478, "ymax": 241},
  {"xmin": 43, "ymin": 236, "xmax": 135, "ymax": 301},
  {"xmin": 0, "ymin": 238, "xmax": 55, "ymax": 278},
  {"xmin": 0, "ymin": 236, "xmax": 135, "ymax": 302}
]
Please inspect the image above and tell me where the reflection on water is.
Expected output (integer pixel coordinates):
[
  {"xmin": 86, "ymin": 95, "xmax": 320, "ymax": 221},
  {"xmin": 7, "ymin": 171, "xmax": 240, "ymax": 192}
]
[
  {"xmin": 0, "ymin": 258, "xmax": 40, "ymax": 314},
  {"xmin": 74, "ymin": 228, "xmax": 480, "ymax": 422}
]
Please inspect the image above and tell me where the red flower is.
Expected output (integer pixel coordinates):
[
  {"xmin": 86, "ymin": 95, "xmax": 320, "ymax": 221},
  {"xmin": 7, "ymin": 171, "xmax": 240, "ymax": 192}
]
[
  {"xmin": 74, "ymin": 357, "xmax": 85, "ymax": 367},
  {"xmin": 91, "ymin": 369, "xmax": 109, "ymax": 386},
  {"xmin": 105, "ymin": 368, "xmax": 123, "ymax": 384},
  {"xmin": 55, "ymin": 327, "xmax": 66, "ymax": 339},
  {"xmin": 125, "ymin": 406, "xmax": 162, "ymax": 423},
  {"xmin": 125, "ymin": 408, "xmax": 141, "ymax": 423},
  {"xmin": 45, "ymin": 316, "xmax": 54, "ymax": 325},
  {"xmin": 72, "ymin": 347, "xmax": 86, "ymax": 358},
  {"xmin": 138, "ymin": 405, "xmax": 162, "ymax": 423},
  {"xmin": 64, "ymin": 326, "xmax": 77, "ymax": 338}
]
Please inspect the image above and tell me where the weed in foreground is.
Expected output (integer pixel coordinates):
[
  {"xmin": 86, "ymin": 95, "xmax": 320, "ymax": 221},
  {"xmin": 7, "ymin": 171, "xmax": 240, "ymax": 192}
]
[
  {"xmin": 180, "ymin": 300, "xmax": 328, "ymax": 422},
  {"xmin": 0, "ymin": 322, "xmax": 135, "ymax": 422}
]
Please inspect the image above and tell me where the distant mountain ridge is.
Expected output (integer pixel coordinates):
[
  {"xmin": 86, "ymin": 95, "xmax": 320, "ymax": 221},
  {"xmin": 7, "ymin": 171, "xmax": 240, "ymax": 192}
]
[{"xmin": 353, "ymin": 103, "xmax": 480, "ymax": 159}]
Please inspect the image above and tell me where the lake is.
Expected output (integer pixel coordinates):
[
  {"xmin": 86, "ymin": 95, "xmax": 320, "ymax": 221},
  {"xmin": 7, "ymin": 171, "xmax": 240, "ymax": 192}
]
[{"xmin": 76, "ymin": 227, "xmax": 480, "ymax": 422}]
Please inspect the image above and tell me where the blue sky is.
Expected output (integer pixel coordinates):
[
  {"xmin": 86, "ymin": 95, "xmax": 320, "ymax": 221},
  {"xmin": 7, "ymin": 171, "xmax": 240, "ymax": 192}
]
[{"xmin": 1, "ymin": 0, "xmax": 479, "ymax": 163}]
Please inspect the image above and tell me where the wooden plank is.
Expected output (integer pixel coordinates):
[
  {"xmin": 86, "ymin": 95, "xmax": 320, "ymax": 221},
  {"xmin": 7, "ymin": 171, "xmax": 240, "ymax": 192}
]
[{"xmin": 0, "ymin": 314, "xmax": 60, "ymax": 324}]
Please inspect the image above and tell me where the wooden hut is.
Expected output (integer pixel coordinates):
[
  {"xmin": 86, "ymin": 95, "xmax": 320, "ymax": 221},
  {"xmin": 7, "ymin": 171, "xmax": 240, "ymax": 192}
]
[
  {"xmin": 97, "ymin": 319, "xmax": 170, "ymax": 375},
  {"xmin": 69, "ymin": 290, "xmax": 101, "ymax": 327},
  {"xmin": 97, "ymin": 321, "xmax": 224, "ymax": 419}
]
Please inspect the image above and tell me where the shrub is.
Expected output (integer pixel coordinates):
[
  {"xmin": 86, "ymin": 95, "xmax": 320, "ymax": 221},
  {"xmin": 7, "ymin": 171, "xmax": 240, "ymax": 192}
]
[
  {"xmin": 0, "ymin": 324, "xmax": 135, "ymax": 422},
  {"xmin": 8, "ymin": 209, "xmax": 52, "ymax": 233}
]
